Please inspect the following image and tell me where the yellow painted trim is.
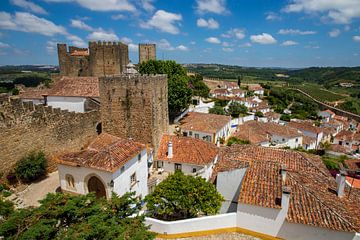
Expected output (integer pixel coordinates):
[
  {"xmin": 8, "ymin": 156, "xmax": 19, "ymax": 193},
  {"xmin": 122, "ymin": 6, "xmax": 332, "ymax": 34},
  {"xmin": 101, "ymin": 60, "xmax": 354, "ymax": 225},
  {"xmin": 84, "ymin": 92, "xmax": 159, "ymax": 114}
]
[{"xmin": 154, "ymin": 227, "xmax": 283, "ymax": 240}]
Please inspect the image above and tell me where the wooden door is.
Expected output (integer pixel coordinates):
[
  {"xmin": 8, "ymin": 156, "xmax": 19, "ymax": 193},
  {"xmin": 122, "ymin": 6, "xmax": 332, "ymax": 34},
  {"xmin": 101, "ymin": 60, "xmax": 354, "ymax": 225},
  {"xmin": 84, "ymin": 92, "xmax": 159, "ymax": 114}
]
[{"xmin": 88, "ymin": 176, "xmax": 106, "ymax": 198}]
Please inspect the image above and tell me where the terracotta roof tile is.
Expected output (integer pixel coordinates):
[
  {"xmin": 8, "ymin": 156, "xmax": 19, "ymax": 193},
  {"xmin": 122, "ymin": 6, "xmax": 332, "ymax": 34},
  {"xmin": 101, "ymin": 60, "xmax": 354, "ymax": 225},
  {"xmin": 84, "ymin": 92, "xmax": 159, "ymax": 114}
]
[
  {"xmin": 56, "ymin": 133, "xmax": 145, "ymax": 172},
  {"xmin": 288, "ymin": 121, "xmax": 323, "ymax": 134},
  {"xmin": 70, "ymin": 50, "xmax": 89, "ymax": 56},
  {"xmin": 180, "ymin": 112, "xmax": 231, "ymax": 134},
  {"xmin": 157, "ymin": 135, "xmax": 219, "ymax": 166},
  {"xmin": 46, "ymin": 76, "xmax": 99, "ymax": 97},
  {"xmin": 19, "ymin": 88, "xmax": 48, "ymax": 100}
]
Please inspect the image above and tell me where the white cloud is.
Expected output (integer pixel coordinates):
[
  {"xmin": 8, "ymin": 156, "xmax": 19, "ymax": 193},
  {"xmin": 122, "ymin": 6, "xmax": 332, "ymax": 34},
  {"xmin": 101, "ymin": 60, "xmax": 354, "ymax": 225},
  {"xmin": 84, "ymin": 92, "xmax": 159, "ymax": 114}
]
[
  {"xmin": 281, "ymin": 40, "xmax": 298, "ymax": 46},
  {"xmin": 66, "ymin": 34, "xmax": 86, "ymax": 47},
  {"xmin": 70, "ymin": 19, "xmax": 94, "ymax": 31},
  {"xmin": 87, "ymin": 30, "xmax": 119, "ymax": 41},
  {"xmin": 221, "ymin": 28, "xmax": 245, "ymax": 39},
  {"xmin": 120, "ymin": 37, "xmax": 132, "ymax": 44},
  {"xmin": 45, "ymin": 0, "xmax": 136, "ymax": 12},
  {"xmin": 128, "ymin": 43, "xmax": 138, "ymax": 52},
  {"xmin": 196, "ymin": 0, "xmax": 228, "ymax": 15},
  {"xmin": 222, "ymin": 47, "xmax": 233, "ymax": 52},
  {"xmin": 0, "ymin": 42, "xmax": 10, "ymax": 48},
  {"xmin": 176, "ymin": 45, "xmax": 188, "ymax": 51},
  {"xmin": 46, "ymin": 40, "xmax": 57, "ymax": 54},
  {"xmin": 140, "ymin": 0, "xmax": 155, "ymax": 13},
  {"xmin": 328, "ymin": 29, "xmax": 341, "ymax": 37},
  {"xmin": 0, "ymin": 12, "xmax": 66, "ymax": 36},
  {"xmin": 353, "ymin": 36, "xmax": 360, "ymax": 42},
  {"xmin": 158, "ymin": 39, "xmax": 174, "ymax": 50},
  {"xmin": 250, "ymin": 33, "xmax": 277, "ymax": 44},
  {"xmin": 205, "ymin": 37, "xmax": 221, "ymax": 44},
  {"xmin": 111, "ymin": 14, "xmax": 126, "ymax": 20},
  {"xmin": 278, "ymin": 28, "xmax": 316, "ymax": 35},
  {"xmin": 140, "ymin": 10, "xmax": 182, "ymax": 34},
  {"xmin": 283, "ymin": 0, "xmax": 360, "ymax": 24},
  {"xmin": 266, "ymin": 12, "xmax": 282, "ymax": 21},
  {"xmin": 196, "ymin": 18, "xmax": 219, "ymax": 29},
  {"xmin": 11, "ymin": 0, "xmax": 47, "ymax": 14}
]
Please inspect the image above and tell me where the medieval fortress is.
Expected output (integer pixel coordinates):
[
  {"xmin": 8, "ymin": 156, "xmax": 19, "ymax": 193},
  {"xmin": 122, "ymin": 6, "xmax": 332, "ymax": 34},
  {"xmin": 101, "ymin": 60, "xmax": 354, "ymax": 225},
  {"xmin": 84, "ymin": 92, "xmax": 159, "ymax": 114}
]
[{"xmin": 0, "ymin": 41, "xmax": 165, "ymax": 172}]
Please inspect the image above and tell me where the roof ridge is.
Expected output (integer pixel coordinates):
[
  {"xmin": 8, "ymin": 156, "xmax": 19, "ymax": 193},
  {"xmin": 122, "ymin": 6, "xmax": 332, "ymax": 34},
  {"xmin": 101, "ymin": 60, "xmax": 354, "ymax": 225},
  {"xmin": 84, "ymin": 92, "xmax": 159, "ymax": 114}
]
[{"xmin": 287, "ymin": 173, "xmax": 357, "ymax": 232}]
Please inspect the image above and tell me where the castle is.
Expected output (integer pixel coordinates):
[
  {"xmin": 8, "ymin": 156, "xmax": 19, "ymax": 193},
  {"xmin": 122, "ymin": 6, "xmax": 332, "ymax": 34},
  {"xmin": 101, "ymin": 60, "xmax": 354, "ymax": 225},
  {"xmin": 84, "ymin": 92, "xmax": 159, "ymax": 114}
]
[{"xmin": 58, "ymin": 42, "xmax": 156, "ymax": 77}]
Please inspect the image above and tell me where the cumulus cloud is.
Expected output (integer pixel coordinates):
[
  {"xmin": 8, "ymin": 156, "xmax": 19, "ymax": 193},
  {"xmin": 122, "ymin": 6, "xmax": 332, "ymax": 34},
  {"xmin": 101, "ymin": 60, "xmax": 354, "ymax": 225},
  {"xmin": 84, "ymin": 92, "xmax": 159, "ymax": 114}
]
[
  {"xmin": 67, "ymin": 34, "xmax": 86, "ymax": 47},
  {"xmin": 0, "ymin": 42, "xmax": 10, "ymax": 49},
  {"xmin": 278, "ymin": 29, "xmax": 316, "ymax": 35},
  {"xmin": 70, "ymin": 19, "xmax": 94, "ymax": 31},
  {"xmin": 266, "ymin": 12, "xmax": 282, "ymax": 21},
  {"xmin": 281, "ymin": 40, "xmax": 298, "ymax": 46},
  {"xmin": 10, "ymin": 0, "xmax": 47, "ymax": 14},
  {"xmin": 176, "ymin": 45, "xmax": 188, "ymax": 51},
  {"xmin": 140, "ymin": 0, "xmax": 155, "ymax": 13},
  {"xmin": 45, "ymin": 0, "xmax": 136, "ymax": 12},
  {"xmin": 353, "ymin": 36, "xmax": 360, "ymax": 42},
  {"xmin": 196, "ymin": 0, "xmax": 228, "ymax": 15},
  {"xmin": 196, "ymin": 18, "xmax": 219, "ymax": 29},
  {"xmin": 250, "ymin": 33, "xmax": 277, "ymax": 44},
  {"xmin": 156, "ymin": 39, "xmax": 187, "ymax": 51},
  {"xmin": 328, "ymin": 29, "xmax": 341, "ymax": 37},
  {"xmin": 205, "ymin": 37, "xmax": 221, "ymax": 44},
  {"xmin": 111, "ymin": 14, "xmax": 126, "ymax": 20},
  {"xmin": 87, "ymin": 31, "xmax": 119, "ymax": 41},
  {"xmin": 140, "ymin": 10, "xmax": 182, "ymax": 34},
  {"xmin": 221, "ymin": 28, "xmax": 245, "ymax": 39},
  {"xmin": 283, "ymin": 0, "xmax": 360, "ymax": 24},
  {"xmin": 46, "ymin": 40, "xmax": 57, "ymax": 54}
]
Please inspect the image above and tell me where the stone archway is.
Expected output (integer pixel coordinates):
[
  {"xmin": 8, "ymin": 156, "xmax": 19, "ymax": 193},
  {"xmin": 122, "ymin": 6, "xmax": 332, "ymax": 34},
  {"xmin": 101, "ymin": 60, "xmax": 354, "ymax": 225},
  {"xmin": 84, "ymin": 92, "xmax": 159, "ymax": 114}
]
[{"xmin": 87, "ymin": 176, "xmax": 106, "ymax": 198}]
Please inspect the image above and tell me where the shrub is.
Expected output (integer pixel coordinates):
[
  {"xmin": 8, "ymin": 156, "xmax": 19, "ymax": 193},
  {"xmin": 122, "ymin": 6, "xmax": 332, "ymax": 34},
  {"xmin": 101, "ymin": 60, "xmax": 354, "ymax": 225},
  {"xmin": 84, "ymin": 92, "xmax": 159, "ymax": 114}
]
[
  {"xmin": 226, "ymin": 137, "xmax": 250, "ymax": 146},
  {"xmin": 15, "ymin": 151, "xmax": 47, "ymax": 183}
]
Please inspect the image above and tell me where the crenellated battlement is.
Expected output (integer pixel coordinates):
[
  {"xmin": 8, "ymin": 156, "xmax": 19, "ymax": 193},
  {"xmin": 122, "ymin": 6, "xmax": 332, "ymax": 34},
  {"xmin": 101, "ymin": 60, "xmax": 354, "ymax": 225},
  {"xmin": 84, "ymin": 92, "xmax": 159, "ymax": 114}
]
[{"xmin": 89, "ymin": 41, "xmax": 127, "ymax": 47}]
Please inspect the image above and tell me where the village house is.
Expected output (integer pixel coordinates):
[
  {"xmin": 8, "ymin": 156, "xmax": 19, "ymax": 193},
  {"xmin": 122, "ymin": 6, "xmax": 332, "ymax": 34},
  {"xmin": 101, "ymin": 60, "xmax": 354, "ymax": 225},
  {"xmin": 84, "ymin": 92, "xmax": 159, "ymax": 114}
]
[
  {"xmin": 287, "ymin": 120, "xmax": 324, "ymax": 149},
  {"xmin": 318, "ymin": 109, "xmax": 335, "ymax": 122},
  {"xmin": 235, "ymin": 121, "xmax": 303, "ymax": 149},
  {"xmin": 261, "ymin": 111, "xmax": 281, "ymax": 123},
  {"xmin": 333, "ymin": 130, "xmax": 360, "ymax": 153},
  {"xmin": 180, "ymin": 112, "xmax": 232, "ymax": 144},
  {"xmin": 248, "ymin": 84, "xmax": 264, "ymax": 96},
  {"xmin": 322, "ymin": 118, "xmax": 345, "ymax": 135},
  {"xmin": 18, "ymin": 87, "xmax": 48, "ymax": 105},
  {"xmin": 223, "ymin": 81, "xmax": 239, "ymax": 90},
  {"xmin": 55, "ymin": 133, "xmax": 149, "ymax": 199},
  {"xmin": 155, "ymin": 135, "xmax": 219, "ymax": 181},
  {"xmin": 230, "ymin": 88, "xmax": 245, "ymax": 98},
  {"xmin": 45, "ymin": 76, "xmax": 99, "ymax": 113},
  {"xmin": 209, "ymin": 88, "xmax": 230, "ymax": 98},
  {"xmin": 212, "ymin": 144, "xmax": 360, "ymax": 240}
]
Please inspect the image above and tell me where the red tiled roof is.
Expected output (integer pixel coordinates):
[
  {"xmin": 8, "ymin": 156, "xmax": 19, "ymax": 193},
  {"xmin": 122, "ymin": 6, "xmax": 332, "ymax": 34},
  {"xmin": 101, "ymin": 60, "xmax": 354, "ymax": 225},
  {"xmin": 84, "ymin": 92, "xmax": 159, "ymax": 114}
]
[
  {"xmin": 248, "ymin": 84, "xmax": 264, "ymax": 91},
  {"xmin": 323, "ymin": 109, "xmax": 335, "ymax": 115},
  {"xmin": 180, "ymin": 112, "xmax": 231, "ymax": 134},
  {"xmin": 288, "ymin": 121, "xmax": 323, "ymax": 134},
  {"xmin": 264, "ymin": 111, "xmax": 281, "ymax": 119},
  {"xmin": 70, "ymin": 50, "xmax": 89, "ymax": 56},
  {"xmin": 18, "ymin": 88, "xmax": 48, "ymax": 100},
  {"xmin": 335, "ymin": 130, "xmax": 355, "ymax": 141},
  {"xmin": 328, "ymin": 144, "xmax": 351, "ymax": 154},
  {"xmin": 235, "ymin": 121, "xmax": 269, "ymax": 144},
  {"xmin": 157, "ymin": 135, "xmax": 219, "ymax": 166},
  {"xmin": 345, "ymin": 159, "xmax": 360, "ymax": 170},
  {"xmin": 56, "ymin": 133, "xmax": 145, "ymax": 172},
  {"xmin": 302, "ymin": 135, "xmax": 316, "ymax": 145},
  {"xmin": 210, "ymin": 89, "xmax": 229, "ymax": 94},
  {"xmin": 46, "ymin": 76, "xmax": 99, "ymax": 97}
]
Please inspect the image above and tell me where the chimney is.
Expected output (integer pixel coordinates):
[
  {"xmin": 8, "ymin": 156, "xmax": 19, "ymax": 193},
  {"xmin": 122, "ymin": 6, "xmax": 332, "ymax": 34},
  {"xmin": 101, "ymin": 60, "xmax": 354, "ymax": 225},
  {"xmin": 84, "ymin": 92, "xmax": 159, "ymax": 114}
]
[
  {"xmin": 336, "ymin": 170, "xmax": 347, "ymax": 197},
  {"xmin": 281, "ymin": 186, "xmax": 291, "ymax": 208},
  {"xmin": 281, "ymin": 165, "xmax": 287, "ymax": 184},
  {"xmin": 216, "ymin": 138, "xmax": 220, "ymax": 147},
  {"xmin": 167, "ymin": 141, "xmax": 173, "ymax": 158}
]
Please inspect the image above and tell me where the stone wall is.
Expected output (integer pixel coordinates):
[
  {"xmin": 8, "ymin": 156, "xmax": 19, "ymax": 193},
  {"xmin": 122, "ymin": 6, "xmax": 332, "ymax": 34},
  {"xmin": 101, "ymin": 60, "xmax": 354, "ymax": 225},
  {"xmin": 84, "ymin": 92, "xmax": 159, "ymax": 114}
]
[
  {"xmin": 99, "ymin": 74, "xmax": 169, "ymax": 152},
  {"xmin": 139, "ymin": 44, "xmax": 156, "ymax": 63},
  {"xmin": 0, "ymin": 97, "xmax": 100, "ymax": 174}
]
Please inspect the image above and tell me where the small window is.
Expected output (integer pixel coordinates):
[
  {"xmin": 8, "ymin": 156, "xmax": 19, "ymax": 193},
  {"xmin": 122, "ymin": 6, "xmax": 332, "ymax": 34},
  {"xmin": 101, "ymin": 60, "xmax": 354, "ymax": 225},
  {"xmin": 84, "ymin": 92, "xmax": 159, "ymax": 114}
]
[
  {"xmin": 175, "ymin": 163, "xmax": 182, "ymax": 171},
  {"xmin": 66, "ymin": 174, "xmax": 75, "ymax": 189},
  {"xmin": 189, "ymin": 131, "xmax": 193, "ymax": 136},
  {"xmin": 157, "ymin": 161, "xmax": 164, "ymax": 168},
  {"xmin": 282, "ymin": 138, "xmax": 285, "ymax": 142},
  {"xmin": 120, "ymin": 166, "xmax": 125, "ymax": 173},
  {"xmin": 295, "ymin": 138, "xmax": 298, "ymax": 143},
  {"xmin": 195, "ymin": 134, "xmax": 199, "ymax": 139},
  {"xmin": 192, "ymin": 168, "xmax": 197, "ymax": 173},
  {"xmin": 130, "ymin": 173, "xmax": 137, "ymax": 186},
  {"xmin": 138, "ymin": 154, "xmax": 141, "ymax": 162}
]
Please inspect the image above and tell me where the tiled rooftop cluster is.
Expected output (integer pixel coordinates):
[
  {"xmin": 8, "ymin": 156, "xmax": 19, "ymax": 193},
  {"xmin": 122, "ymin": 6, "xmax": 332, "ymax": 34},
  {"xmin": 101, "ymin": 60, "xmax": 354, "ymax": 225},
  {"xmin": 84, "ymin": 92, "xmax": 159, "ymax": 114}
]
[
  {"xmin": 47, "ymin": 76, "xmax": 99, "ymax": 97},
  {"xmin": 180, "ymin": 112, "xmax": 231, "ymax": 134}
]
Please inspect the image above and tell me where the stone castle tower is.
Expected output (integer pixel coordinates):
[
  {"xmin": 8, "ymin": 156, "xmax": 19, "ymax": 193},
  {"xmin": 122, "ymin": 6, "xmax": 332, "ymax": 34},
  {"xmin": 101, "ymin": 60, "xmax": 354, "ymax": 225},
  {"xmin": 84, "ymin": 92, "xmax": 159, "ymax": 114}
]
[
  {"xmin": 57, "ymin": 41, "xmax": 129, "ymax": 77},
  {"xmin": 99, "ymin": 74, "xmax": 169, "ymax": 151},
  {"xmin": 139, "ymin": 44, "xmax": 156, "ymax": 63}
]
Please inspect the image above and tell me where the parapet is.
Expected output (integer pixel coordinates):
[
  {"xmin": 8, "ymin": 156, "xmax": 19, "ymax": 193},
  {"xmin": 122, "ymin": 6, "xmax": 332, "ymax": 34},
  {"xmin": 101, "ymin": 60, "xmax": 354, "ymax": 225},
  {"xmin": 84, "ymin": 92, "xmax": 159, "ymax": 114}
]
[{"xmin": 88, "ymin": 41, "xmax": 128, "ymax": 47}]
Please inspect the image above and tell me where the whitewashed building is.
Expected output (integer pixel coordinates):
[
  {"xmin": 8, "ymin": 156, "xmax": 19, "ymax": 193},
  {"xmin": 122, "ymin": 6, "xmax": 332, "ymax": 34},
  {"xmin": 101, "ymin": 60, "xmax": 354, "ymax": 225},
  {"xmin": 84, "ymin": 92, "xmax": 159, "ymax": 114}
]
[
  {"xmin": 288, "ymin": 120, "xmax": 324, "ymax": 149},
  {"xmin": 56, "ymin": 133, "xmax": 149, "ymax": 199},
  {"xmin": 318, "ymin": 109, "xmax": 336, "ymax": 122},
  {"xmin": 181, "ymin": 112, "xmax": 232, "ymax": 144},
  {"xmin": 155, "ymin": 135, "xmax": 219, "ymax": 181},
  {"xmin": 45, "ymin": 76, "xmax": 99, "ymax": 113}
]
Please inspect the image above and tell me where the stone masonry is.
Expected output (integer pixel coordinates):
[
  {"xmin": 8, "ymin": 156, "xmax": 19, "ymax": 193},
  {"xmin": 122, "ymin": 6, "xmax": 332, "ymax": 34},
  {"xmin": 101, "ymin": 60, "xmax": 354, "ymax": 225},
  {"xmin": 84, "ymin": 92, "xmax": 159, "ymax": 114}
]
[
  {"xmin": 57, "ymin": 41, "xmax": 129, "ymax": 77},
  {"xmin": 99, "ymin": 74, "xmax": 169, "ymax": 151},
  {"xmin": 139, "ymin": 44, "xmax": 156, "ymax": 63},
  {"xmin": 0, "ymin": 97, "xmax": 100, "ymax": 174}
]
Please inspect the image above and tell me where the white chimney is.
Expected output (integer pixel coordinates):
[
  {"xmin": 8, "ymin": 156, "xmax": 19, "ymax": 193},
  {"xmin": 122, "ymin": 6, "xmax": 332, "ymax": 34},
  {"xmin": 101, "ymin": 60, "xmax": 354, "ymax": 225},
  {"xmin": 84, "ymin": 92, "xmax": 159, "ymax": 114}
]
[
  {"xmin": 336, "ymin": 170, "xmax": 347, "ymax": 197},
  {"xmin": 167, "ymin": 141, "xmax": 173, "ymax": 158},
  {"xmin": 216, "ymin": 138, "xmax": 220, "ymax": 147},
  {"xmin": 281, "ymin": 165, "xmax": 287, "ymax": 184},
  {"xmin": 281, "ymin": 186, "xmax": 291, "ymax": 208}
]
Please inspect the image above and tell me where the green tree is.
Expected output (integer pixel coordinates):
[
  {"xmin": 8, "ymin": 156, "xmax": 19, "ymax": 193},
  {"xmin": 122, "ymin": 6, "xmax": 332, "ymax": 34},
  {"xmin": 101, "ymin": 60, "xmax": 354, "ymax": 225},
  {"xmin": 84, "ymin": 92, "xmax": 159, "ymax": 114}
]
[
  {"xmin": 188, "ymin": 74, "xmax": 210, "ymax": 98},
  {"xmin": 0, "ymin": 192, "xmax": 155, "ymax": 240},
  {"xmin": 226, "ymin": 136, "xmax": 250, "ymax": 146},
  {"xmin": 209, "ymin": 106, "xmax": 226, "ymax": 115},
  {"xmin": 15, "ymin": 151, "xmax": 47, "ymax": 183},
  {"xmin": 146, "ymin": 171, "xmax": 224, "ymax": 220},
  {"xmin": 228, "ymin": 102, "xmax": 248, "ymax": 117},
  {"xmin": 139, "ymin": 60, "xmax": 193, "ymax": 115},
  {"xmin": 255, "ymin": 111, "xmax": 264, "ymax": 117}
]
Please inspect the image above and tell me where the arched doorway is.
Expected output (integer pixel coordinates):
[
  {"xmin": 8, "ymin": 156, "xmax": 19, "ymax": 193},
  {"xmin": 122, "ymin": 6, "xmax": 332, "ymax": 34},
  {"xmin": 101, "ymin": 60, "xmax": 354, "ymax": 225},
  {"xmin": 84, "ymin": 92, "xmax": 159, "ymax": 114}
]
[{"xmin": 87, "ymin": 176, "xmax": 106, "ymax": 198}]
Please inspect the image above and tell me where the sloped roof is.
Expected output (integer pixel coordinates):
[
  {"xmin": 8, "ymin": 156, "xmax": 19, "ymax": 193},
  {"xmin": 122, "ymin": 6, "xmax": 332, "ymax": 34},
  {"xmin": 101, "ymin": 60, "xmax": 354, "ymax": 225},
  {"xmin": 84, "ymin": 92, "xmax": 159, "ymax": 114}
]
[
  {"xmin": 157, "ymin": 135, "xmax": 219, "ymax": 166},
  {"xmin": 56, "ymin": 133, "xmax": 145, "ymax": 172},
  {"xmin": 288, "ymin": 121, "xmax": 323, "ymax": 134},
  {"xmin": 180, "ymin": 112, "xmax": 231, "ymax": 134},
  {"xmin": 18, "ymin": 88, "xmax": 48, "ymax": 100},
  {"xmin": 46, "ymin": 76, "xmax": 99, "ymax": 97}
]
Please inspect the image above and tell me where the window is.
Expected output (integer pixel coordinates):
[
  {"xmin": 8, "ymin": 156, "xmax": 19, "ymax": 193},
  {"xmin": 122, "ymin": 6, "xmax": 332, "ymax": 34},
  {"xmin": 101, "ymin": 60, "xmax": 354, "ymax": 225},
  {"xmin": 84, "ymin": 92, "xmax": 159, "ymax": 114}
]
[
  {"xmin": 195, "ymin": 134, "xmax": 199, "ymax": 139},
  {"xmin": 295, "ymin": 138, "xmax": 298, "ymax": 143},
  {"xmin": 65, "ymin": 174, "xmax": 75, "ymax": 189},
  {"xmin": 192, "ymin": 168, "xmax": 197, "ymax": 173},
  {"xmin": 157, "ymin": 161, "xmax": 164, "ymax": 168},
  {"xmin": 183, "ymin": 132, "xmax": 188, "ymax": 137},
  {"xmin": 120, "ymin": 166, "xmax": 125, "ymax": 173},
  {"xmin": 189, "ymin": 131, "xmax": 193, "ymax": 136},
  {"xmin": 175, "ymin": 163, "xmax": 182, "ymax": 171},
  {"xmin": 130, "ymin": 173, "xmax": 137, "ymax": 187},
  {"xmin": 282, "ymin": 138, "xmax": 285, "ymax": 142},
  {"xmin": 138, "ymin": 154, "xmax": 141, "ymax": 162}
]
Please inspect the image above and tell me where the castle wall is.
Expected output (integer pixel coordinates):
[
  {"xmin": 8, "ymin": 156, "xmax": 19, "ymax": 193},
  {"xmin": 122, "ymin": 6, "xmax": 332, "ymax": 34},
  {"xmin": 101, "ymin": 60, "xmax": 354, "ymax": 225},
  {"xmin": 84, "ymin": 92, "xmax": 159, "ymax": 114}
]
[
  {"xmin": 139, "ymin": 44, "xmax": 156, "ymax": 63},
  {"xmin": 99, "ymin": 74, "xmax": 169, "ymax": 151},
  {"xmin": 0, "ymin": 98, "xmax": 100, "ymax": 174}
]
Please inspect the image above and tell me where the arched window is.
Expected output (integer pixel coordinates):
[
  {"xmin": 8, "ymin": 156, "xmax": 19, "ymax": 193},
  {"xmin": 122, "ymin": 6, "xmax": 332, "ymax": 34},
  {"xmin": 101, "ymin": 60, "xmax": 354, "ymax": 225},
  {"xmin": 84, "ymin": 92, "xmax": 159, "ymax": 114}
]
[{"xmin": 65, "ymin": 174, "xmax": 75, "ymax": 189}]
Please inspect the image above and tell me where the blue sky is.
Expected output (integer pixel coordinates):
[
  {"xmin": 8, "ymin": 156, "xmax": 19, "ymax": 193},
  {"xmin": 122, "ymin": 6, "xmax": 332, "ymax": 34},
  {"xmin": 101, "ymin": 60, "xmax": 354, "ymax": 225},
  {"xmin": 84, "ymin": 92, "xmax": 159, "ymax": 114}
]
[{"xmin": 0, "ymin": 0, "xmax": 360, "ymax": 68}]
